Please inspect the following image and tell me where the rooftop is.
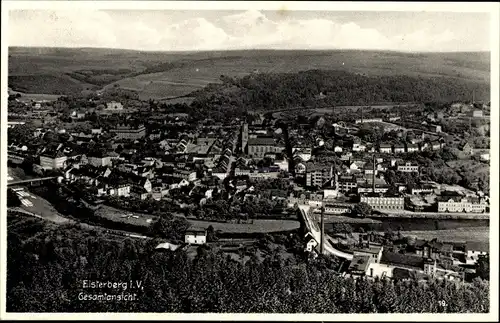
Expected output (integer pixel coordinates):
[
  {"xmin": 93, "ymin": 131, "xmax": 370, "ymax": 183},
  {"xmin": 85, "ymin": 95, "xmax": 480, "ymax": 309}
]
[
  {"xmin": 248, "ymin": 137, "xmax": 277, "ymax": 146},
  {"xmin": 380, "ymin": 251, "xmax": 424, "ymax": 270},
  {"xmin": 347, "ymin": 255, "xmax": 371, "ymax": 274}
]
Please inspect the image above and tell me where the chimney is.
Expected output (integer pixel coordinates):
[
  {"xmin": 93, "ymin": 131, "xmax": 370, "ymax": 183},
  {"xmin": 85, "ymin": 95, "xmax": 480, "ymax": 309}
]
[
  {"xmin": 320, "ymin": 206, "xmax": 325, "ymax": 255},
  {"xmin": 372, "ymin": 154, "xmax": 376, "ymax": 193}
]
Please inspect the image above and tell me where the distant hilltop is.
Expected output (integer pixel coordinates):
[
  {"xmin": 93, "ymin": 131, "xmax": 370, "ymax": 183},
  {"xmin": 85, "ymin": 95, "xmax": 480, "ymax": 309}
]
[{"xmin": 8, "ymin": 47, "xmax": 490, "ymax": 100}]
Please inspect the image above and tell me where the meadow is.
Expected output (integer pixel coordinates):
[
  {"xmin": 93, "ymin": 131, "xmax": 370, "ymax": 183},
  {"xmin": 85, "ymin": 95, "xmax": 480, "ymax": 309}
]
[{"xmin": 95, "ymin": 204, "xmax": 300, "ymax": 233}]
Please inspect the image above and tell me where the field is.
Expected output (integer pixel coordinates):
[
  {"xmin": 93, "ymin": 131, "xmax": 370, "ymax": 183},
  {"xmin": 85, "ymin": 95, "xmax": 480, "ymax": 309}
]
[
  {"xmin": 401, "ymin": 226, "xmax": 489, "ymax": 244},
  {"xmin": 187, "ymin": 219, "xmax": 301, "ymax": 233},
  {"xmin": 8, "ymin": 88, "xmax": 61, "ymax": 102},
  {"xmin": 94, "ymin": 205, "xmax": 158, "ymax": 227},
  {"xmin": 95, "ymin": 205, "xmax": 300, "ymax": 233},
  {"xmin": 9, "ymin": 47, "xmax": 490, "ymax": 99}
]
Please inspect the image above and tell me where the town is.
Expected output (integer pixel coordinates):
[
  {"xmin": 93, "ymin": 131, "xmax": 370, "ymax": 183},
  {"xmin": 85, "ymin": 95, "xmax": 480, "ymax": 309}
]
[{"xmin": 7, "ymin": 83, "xmax": 490, "ymax": 285}]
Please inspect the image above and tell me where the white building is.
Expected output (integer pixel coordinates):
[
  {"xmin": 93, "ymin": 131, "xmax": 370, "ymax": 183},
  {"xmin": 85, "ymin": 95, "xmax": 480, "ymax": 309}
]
[
  {"xmin": 379, "ymin": 144, "xmax": 392, "ymax": 154},
  {"xmin": 352, "ymin": 143, "xmax": 367, "ymax": 152},
  {"xmin": 185, "ymin": 229, "xmax": 207, "ymax": 245},
  {"xmin": 106, "ymin": 101, "xmax": 124, "ymax": 111},
  {"xmin": 465, "ymin": 242, "xmax": 488, "ymax": 264},
  {"xmin": 438, "ymin": 197, "xmax": 488, "ymax": 213},
  {"xmin": 88, "ymin": 155, "xmax": 112, "ymax": 167},
  {"xmin": 360, "ymin": 196, "xmax": 405, "ymax": 211},
  {"xmin": 397, "ymin": 162, "xmax": 419, "ymax": 173},
  {"xmin": 40, "ymin": 151, "xmax": 67, "ymax": 170}
]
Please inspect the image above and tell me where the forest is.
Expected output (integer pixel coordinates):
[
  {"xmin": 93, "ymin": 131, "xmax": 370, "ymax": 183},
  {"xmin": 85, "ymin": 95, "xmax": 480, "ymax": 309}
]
[
  {"xmin": 7, "ymin": 214, "xmax": 490, "ymax": 313},
  {"xmin": 190, "ymin": 70, "xmax": 490, "ymax": 117}
]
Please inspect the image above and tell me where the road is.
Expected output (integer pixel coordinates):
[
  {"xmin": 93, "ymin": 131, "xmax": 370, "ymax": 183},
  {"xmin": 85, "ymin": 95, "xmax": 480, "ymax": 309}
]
[{"xmin": 297, "ymin": 204, "xmax": 353, "ymax": 260}]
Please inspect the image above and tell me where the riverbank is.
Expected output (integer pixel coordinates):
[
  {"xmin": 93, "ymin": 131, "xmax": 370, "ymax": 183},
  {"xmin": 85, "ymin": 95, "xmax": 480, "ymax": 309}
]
[
  {"xmin": 378, "ymin": 211, "xmax": 489, "ymax": 220},
  {"xmin": 400, "ymin": 226, "xmax": 489, "ymax": 244}
]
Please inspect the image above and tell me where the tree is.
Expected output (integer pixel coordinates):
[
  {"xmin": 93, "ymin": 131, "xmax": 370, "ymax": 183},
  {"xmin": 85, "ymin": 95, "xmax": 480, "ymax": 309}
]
[
  {"xmin": 476, "ymin": 254, "xmax": 489, "ymax": 280},
  {"xmin": 7, "ymin": 189, "xmax": 21, "ymax": 207},
  {"xmin": 206, "ymin": 225, "xmax": 218, "ymax": 242},
  {"xmin": 149, "ymin": 214, "xmax": 190, "ymax": 242},
  {"xmin": 352, "ymin": 202, "xmax": 372, "ymax": 218},
  {"xmin": 341, "ymin": 223, "xmax": 353, "ymax": 239}
]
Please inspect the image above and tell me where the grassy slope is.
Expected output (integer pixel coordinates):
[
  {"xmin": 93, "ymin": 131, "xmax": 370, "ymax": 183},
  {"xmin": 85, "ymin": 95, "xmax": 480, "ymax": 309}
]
[{"xmin": 8, "ymin": 47, "xmax": 490, "ymax": 99}]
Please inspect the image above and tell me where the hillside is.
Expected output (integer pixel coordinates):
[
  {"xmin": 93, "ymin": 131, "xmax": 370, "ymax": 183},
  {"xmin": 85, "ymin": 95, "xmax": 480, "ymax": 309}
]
[{"xmin": 8, "ymin": 47, "xmax": 490, "ymax": 100}]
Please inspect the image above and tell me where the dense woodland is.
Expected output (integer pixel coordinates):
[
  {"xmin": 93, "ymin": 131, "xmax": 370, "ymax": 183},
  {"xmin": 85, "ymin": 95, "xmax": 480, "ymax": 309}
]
[
  {"xmin": 7, "ymin": 214, "xmax": 489, "ymax": 313},
  {"xmin": 190, "ymin": 71, "xmax": 489, "ymax": 116}
]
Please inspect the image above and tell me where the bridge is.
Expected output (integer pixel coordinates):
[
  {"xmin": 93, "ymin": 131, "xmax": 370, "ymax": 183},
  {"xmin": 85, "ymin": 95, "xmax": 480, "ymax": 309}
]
[
  {"xmin": 8, "ymin": 176, "xmax": 58, "ymax": 186},
  {"xmin": 297, "ymin": 204, "xmax": 353, "ymax": 260}
]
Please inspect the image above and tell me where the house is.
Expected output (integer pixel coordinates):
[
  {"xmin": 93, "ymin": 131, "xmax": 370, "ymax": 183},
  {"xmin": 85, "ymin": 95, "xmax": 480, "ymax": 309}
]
[
  {"xmin": 87, "ymin": 152, "xmax": 113, "ymax": 167},
  {"xmin": 247, "ymin": 137, "xmax": 283, "ymax": 158},
  {"xmin": 352, "ymin": 142, "xmax": 366, "ymax": 152},
  {"xmin": 397, "ymin": 162, "xmax": 419, "ymax": 173},
  {"xmin": 295, "ymin": 162, "xmax": 306, "ymax": 175},
  {"xmin": 185, "ymin": 228, "xmax": 207, "ymax": 245},
  {"xmin": 293, "ymin": 147, "xmax": 312, "ymax": 162},
  {"xmin": 430, "ymin": 140, "xmax": 444, "ymax": 150},
  {"xmin": 438, "ymin": 196, "xmax": 488, "ymax": 213},
  {"xmin": 472, "ymin": 110, "xmax": 483, "ymax": 118},
  {"xmin": 360, "ymin": 195, "xmax": 405, "ymax": 211},
  {"xmin": 355, "ymin": 118, "xmax": 382, "ymax": 124},
  {"xmin": 347, "ymin": 255, "xmax": 372, "ymax": 277},
  {"xmin": 304, "ymin": 232, "xmax": 318, "ymax": 253},
  {"xmin": 336, "ymin": 176, "xmax": 358, "ymax": 193},
  {"xmin": 110, "ymin": 124, "xmax": 146, "ymax": 140},
  {"xmin": 305, "ymin": 163, "xmax": 333, "ymax": 187},
  {"xmin": 406, "ymin": 144, "xmax": 419, "ymax": 153},
  {"xmin": 414, "ymin": 239, "xmax": 454, "ymax": 260},
  {"xmin": 40, "ymin": 151, "xmax": 67, "ymax": 170},
  {"xmin": 393, "ymin": 144, "xmax": 405, "ymax": 154},
  {"xmin": 353, "ymin": 243, "xmax": 384, "ymax": 264},
  {"xmin": 274, "ymin": 158, "xmax": 289, "ymax": 172},
  {"xmin": 105, "ymin": 184, "xmax": 131, "ymax": 197},
  {"xmin": 411, "ymin": 185, "xmax": 435, "ymax": 195},
  {"xmin": 70, "ymin": 110, "xmax": 86, "ymax": 120},
  {"xmin": 380, "ymin": 251, "xmax": 427, "ymax": 274},
  {"xmin": 461, "ymin": 142, "xmax": 474, "ymax": 155},
  {"xmin": 420, "ymin": 142, "xmax": 430, "ymax": 151},
  {"xmin": 340, "ymin": 153, "xmax": 352, "ymax": 161},
  {"xmin": 105, "ymin": 101, "xmax": 124, "ymax": 111},
  {"xmin": 357, "ymin": 185, "xmax": 389, "ymax": 194},
  {"xmin": 320, "ymin": 203, "xmax": 352, "ymax": 215},
  {"xmin": 349, "ymin": 160, "xmax": 365, "ymax": 172},
  {"xmin": 137, "ymin": 178, "xmax": 152, "ymax": 193},
  {"xmin": 464, "ymin": 241, "xmax": 488, "ymax": 263},
  {"xmin": 130, "ymin": 186, "xmax": 149, "ymax": 200},
  {"xmin": 333, "ymin": 146, "xmax": 343, "ymax": 153},
  {"xmin": 379, "ymin": 144, "xmax": 392, "ymax": 154}
]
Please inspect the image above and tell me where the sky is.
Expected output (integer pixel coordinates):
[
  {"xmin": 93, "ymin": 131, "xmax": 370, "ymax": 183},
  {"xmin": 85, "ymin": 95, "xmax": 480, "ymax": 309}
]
[{"xmin": 8, "ymin": 9, "xmax": 492, "ymax": 52}]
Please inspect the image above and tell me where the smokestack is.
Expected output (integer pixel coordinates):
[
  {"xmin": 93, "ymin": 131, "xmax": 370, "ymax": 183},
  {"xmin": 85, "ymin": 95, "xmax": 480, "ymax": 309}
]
[
  {"xmin": 320, "ymin": 206, "xmax": 325, "ymax": 255},
  {"xmin": 372, "ymin": 154, "xmax": 376, "ymax": 193}
]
